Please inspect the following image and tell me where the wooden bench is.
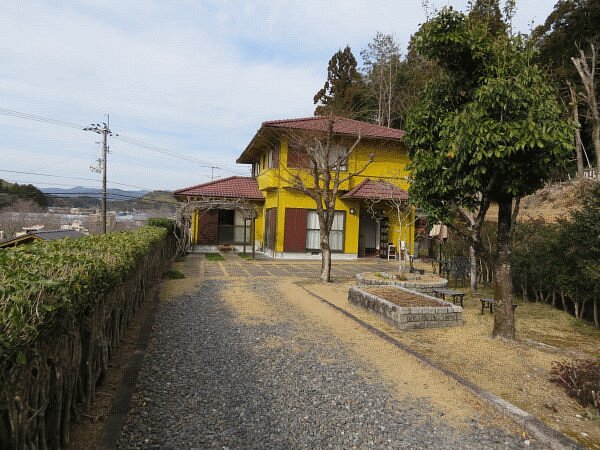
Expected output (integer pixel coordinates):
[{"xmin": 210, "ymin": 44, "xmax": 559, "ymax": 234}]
[
  {"xmin": 480, "ymin": 298, "xmax": 518, "ymax": 315},
  {"xmin": 433, "ymin": 288, "xmax": 465, "ymax": 307}
]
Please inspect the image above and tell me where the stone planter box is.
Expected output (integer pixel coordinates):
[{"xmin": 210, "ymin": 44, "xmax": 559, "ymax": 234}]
[
  {"xmin": 348, "ymin": 285, "xmax": 463, "ymax": 330},
  {"xmin": 356, "ymin": 272, "xmax": 448, "ymax": 296}
]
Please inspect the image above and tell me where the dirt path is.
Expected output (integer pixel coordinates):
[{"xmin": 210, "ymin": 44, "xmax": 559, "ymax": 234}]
[{"xmin": 117, "ymin": 257, "xmax": 534, "ymax": 448}]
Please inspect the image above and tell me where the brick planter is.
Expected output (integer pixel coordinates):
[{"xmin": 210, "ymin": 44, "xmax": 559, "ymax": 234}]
[
  {"xmin": 356, "ymin": 272, "xmax": 448, "ymax": 296},
  {"xmin": 348, "ymin": 285, "xmax": 462, "ymax": 330}
]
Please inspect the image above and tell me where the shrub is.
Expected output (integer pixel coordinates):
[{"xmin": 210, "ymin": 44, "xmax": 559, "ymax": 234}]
[
  {"xmin": 147, "ymin": 217, "xmax": 177, "ymax": 234},
  {"xmin": 163, "ymin": 269, "xmax": 185, "ymax": 279},
  {"xmin": 551, "ymin": 359, "xmax": 600, "ymax": 411}
]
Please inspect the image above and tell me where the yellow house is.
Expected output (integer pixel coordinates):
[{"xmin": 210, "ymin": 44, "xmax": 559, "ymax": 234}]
[{"xmin": 174, "ymin": 116, "xmax": 414, "ymax": 259}]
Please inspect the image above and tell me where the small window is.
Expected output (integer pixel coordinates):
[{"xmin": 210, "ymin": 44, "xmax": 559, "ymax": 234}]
[
  {"xmin": 329, "ymin": 144, "xmax": 348, "ymax": 171},
  {"xmin": 306, "ymin": 210, "xmax": 345, "ymax": 251},
  {"xmin": 267, "ymin": 148, "xmax": 279, "ymax": 169},
  {"xmin": 287, "ymin": 143, "xmax": 311, "ymax": 168}
]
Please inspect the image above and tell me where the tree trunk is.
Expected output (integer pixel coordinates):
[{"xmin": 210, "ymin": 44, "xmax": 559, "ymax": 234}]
[
  {"xmin": 570, "ymin": 84, "xmax": 585, "ymax": 177},
  {"xmin": 492, "ymin": 199, "xmax": 516, "ymax": 339},
  {"xmin": 574, "ymin": 301, "xmax": 581, "ymax": 319},
  {"xmin": 469, "ymin": 245, "xmax": 478, "ymax": 291},
  {"xmin": 594, "ymin": 300, "xmax": 599, "ymax": 328},
  {"xmin": 560, "ymin": 292, "xmax": 568, "ymax": 313},
  {"xmin": 320, "ymin": 239, "xmax": 332, "ymax": 283},
  {"xmin": 581, "ymin": 299, "xmax": 588, "ymax": 320}
]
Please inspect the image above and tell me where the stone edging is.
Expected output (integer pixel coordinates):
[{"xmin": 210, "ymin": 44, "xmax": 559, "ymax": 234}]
[
  {"xmin": 349, "ymin": 285, "xmax": 462, "ymax": 329},
  {"xmin": 298, "ymin": 283, "xmax": 584, "ymax": 450},
  {"xmin": 356, "ymin": 272, "xmax": 448, "ymax": 296}
]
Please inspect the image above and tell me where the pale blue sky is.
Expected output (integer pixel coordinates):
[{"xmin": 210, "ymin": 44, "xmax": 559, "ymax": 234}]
[{"xmin": 0, "ymin": 0, "xmax": 556, "ymax": 191}]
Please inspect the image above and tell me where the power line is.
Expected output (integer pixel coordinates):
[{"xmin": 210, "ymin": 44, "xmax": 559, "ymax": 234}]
[
  {"xmin": 0, "ymin": 107, "xmax": 248, "ymax": 176},
  {"xmin": 0, "ymin": 108, "xmax": 85, "ymax": 130},
  {"xmin": 0, "ymin": 169, "xmax": 152, "ymax": 191},
  {"xmin": 113, "ymin": 134, "xmax": 246, "ymax": 175}
]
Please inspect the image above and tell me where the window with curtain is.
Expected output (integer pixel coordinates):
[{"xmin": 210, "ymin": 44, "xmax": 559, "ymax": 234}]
[
  {"xmin": 306, "ymin": 211, "xmax": 345, "ymax": 251},
  {"xmin": 329, "ymin": 144, "xmax": 348, "ymax": 171}
]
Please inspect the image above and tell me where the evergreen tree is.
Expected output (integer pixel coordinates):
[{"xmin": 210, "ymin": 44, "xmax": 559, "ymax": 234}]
[
  {"xmin": 313, "ymin": 46, "xmax": 369, "ymax": 119},
  {"xmin": 468, "ymin": 0, "xmax": 506, "ymax": 35}
]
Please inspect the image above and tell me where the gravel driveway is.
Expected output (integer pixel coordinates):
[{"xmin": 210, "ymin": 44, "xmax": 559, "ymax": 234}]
[{"xmin": 118, "ymin": 259, "xmax": 532, "ymax": 449}]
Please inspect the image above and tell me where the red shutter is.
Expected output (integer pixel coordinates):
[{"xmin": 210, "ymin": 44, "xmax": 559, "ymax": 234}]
[{"xmin": 284, "ymin": 208, "xmax": 307, "ymax": 252}]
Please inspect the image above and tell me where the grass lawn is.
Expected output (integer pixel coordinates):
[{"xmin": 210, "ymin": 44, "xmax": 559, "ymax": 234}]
[
  {"xmin": 237, "ymin": 253, "xmax": 253, "ymax": 260},
  {"xmin": 204, "ymin": 253, "xmax": 225, "ymax": 261},
  {"xmin": 304, "ymin": 275, "xmax": 600, "ymax": 448}
]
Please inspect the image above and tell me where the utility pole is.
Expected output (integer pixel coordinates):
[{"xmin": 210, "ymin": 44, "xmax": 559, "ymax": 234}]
[{"xmin": 85, "ymin": 115, "xmax": 116, "ymax": 234}]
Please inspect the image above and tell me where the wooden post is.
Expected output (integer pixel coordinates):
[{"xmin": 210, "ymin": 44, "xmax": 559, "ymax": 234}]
[
  {"xmin": 243, "ymin": 218, "xmax": 247, "ymax": 255},
  {"xmin": 251, "ymin": 218, "xmax": 256, "ymax": 259}
]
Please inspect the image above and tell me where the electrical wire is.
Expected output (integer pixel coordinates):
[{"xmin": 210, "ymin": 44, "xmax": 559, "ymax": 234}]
[
  {"xmin": 0, "ymin": 107, "xmax": 249, "ymax": 176},
  {"xmin": 0, "ymin": 169, "xmax": 152, "ymax": 191},
  {"xmin": 0, "ymin": 108, "xmax": 85, "ymax": 130}
]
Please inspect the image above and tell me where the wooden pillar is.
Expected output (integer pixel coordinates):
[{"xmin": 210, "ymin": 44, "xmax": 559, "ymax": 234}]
[
  {"xmin": 243, "ymin": 218, "xmax": 247, "ymax": 255},
  {"xmin": 251, "ymin": 218, "xmax": 256, "ymax": 259}
]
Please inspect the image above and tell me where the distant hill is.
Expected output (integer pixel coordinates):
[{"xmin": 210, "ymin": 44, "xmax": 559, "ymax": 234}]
[
  {"xmin": 41, "ymin": 186, "xmax": 149, "ymax": 200},
  {"xmin": 0, "ymin": 179, "xmax": 48, "ymax": 208}
]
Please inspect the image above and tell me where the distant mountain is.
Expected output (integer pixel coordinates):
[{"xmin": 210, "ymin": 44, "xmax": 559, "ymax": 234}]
[
  {"xmin": 0, "ymin": 179, "xmax": 48, "ymax": 208},
  {"xmin": 40, "ymin": 186, "xmax": 150, "ymax": 200}
]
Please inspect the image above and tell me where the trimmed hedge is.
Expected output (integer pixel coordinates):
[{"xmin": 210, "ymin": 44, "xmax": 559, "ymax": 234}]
[
  {"xmin": 146, "ymin": 217, "xmax": 177, "ymax": 235},
  {"xmin": 0, "ymin": 226, "xmax": 175, "ymax": 449}
]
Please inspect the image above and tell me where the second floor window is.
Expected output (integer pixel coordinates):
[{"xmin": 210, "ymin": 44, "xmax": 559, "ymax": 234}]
[
  {"xmin": 267, "ymin": 148, "xmax": 279, "ymax": 169},
  {"xmin": 287, "ymin": 142, "xmax": 347, "ymax": 171}
]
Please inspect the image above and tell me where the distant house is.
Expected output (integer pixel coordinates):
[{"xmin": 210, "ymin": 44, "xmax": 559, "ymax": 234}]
[
  {"xmin": 0, "ymin": 230, "xmax": 86, "ymax": 249},
  {"xmin": 175, "ymin": 116, "xmax": 413, "ymax": 259}
]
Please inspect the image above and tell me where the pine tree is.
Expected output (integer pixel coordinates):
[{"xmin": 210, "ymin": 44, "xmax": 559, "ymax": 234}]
[{"xmin": 313, "ymin": 46, "xmax": 368, "ymax": 119}]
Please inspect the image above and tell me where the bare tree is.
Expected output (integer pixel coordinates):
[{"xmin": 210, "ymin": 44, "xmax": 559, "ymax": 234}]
[
  {"xmin": 280, "ymin": 117, "xmax": 372, "ymax": 282},
  {"xmin": 572, "ymin": 44, "xmax": 600, "ymax": 168},
  {"xmin": 361, "ymin": 33, "xmax": 401, "ymax": 127},
  {"xmin": 568, "ymin": 82, "xmax": 586, "ymax": 177}
]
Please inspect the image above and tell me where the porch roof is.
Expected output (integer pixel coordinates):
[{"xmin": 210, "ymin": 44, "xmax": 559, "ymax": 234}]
[
  {"xmin": 174, "ymin": 176, "xmax": 264, "ymax": 201},
  {"xmin": 342, "ymin": 178, "xmax": 408, "ymax": 201}
]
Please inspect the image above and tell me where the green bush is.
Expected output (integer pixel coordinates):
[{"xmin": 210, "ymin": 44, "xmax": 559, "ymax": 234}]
[
  {"xmin": 0, "ymin": 226, "xmax": 167, "ymax": 363},
  {"xmin": 205, "ymin": 253, "xmax": 225, "ymax": 261},
  {"xmin": 163, "ymin": 269, "xmax": 185, "ymax": 279},
  {"xmin": 147, "ymin": 217, "xmax": 177, "ymax": 234}
]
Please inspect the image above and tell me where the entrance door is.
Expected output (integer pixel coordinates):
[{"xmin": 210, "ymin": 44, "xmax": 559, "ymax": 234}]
[
  {"xmin": 217, "ymin": 210, "xmax": 235, "ymax": 243},
  {"xmin": 358, "ymin": 210, "xmax": 379, "ymax": 257}
]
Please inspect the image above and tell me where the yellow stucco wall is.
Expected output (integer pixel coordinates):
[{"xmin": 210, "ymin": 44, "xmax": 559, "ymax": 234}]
[
  {"xmin": 187, "ymin": 135, "xmax": 414, "ymax": 255},
  {"xmin": 251, "ymin": 137, "xmax": 414, "ymax": 254}
]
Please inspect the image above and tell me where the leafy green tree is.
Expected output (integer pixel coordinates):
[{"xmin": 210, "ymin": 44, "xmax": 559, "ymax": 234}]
[
  {"xmin": 405, "ymin": 7, "xmax": 574, "ymax": 339},
  {"xmin": 313, "ymin": 46, "xmax": 369, "ymax": 119},
  {"xmin": 533, "ymin": 0, "xmax": 600, "ymax": 83},
  {"xmin": 533, "ymin": 0, "xmax": 600, "ymax": 170},
  {"xmin": 559, "ymin": 182, "xmax": 600, "ymax": 326}
]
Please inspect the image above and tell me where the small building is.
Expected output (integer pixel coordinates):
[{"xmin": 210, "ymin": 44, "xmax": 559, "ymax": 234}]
[
  {"xmin": 175, "ymin": 116, "xmax": 414, "ymax": 259},
  {"xmin": 0, "ymin": 230, "xmax": 86, "ymax": 249}
]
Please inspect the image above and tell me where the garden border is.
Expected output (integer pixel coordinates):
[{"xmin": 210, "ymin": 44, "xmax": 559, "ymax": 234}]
[{"xmin": 298, "ymin": 283, "xmax": 583, "ymax": 450}]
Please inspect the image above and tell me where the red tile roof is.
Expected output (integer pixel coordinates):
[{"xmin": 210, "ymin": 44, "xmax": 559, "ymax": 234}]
[
  {"xmin": 342, "ymin": 178, "xmax": 409, "ymax": 201},
  {"xmin": 263, "ymin": 116, "xmax": 406, "ymax": 140},
  {"xmin": 237, "ymin": 116, "xmax": 405, "ymax": 164},
  {"xmin": 174, "ymin": 176, "xmax": 264, "ymax": 200}
]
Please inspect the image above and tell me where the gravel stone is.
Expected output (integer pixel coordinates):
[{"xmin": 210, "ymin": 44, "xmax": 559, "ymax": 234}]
[{"xmin": 118, "ymin": 277, "xmax": 534, "ymax": 449}]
